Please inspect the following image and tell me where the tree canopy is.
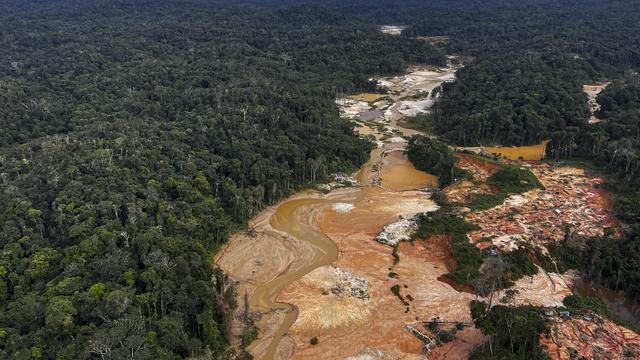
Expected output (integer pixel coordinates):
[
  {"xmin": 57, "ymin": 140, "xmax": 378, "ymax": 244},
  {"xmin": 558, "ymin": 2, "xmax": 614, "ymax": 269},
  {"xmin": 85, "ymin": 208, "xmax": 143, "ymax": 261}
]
[{"xmin": 0, "ymin": 1, "xmax": 444, "ymax": 358}]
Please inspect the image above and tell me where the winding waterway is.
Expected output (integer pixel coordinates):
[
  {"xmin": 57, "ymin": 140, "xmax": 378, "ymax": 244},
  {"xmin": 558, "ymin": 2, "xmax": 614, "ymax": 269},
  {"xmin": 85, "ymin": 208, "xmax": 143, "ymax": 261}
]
[{"xmin": 218, "ymin": 65, "xmax": 459, "ymax": 359}]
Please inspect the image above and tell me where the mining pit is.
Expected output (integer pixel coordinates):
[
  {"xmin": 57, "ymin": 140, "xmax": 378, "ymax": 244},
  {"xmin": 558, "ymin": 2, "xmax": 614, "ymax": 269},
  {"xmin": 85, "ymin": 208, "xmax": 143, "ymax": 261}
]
[{"xmin": 216, "ymin": 58, "xmax": 636, "ymax": 359}]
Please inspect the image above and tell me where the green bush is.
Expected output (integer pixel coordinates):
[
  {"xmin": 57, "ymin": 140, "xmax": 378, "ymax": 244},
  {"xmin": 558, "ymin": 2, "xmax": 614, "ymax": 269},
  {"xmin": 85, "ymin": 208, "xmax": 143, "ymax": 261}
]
[
  {"xmin": 470, "ymin": 301, "xmax": 550, "ymax": 360},
  {"xmin": 408, "ymin": 136, "xmax": 469, "ymax": 187},
  {"xmin": 468, "ymin": 166, "xmax": 543, "ymax": 210}
]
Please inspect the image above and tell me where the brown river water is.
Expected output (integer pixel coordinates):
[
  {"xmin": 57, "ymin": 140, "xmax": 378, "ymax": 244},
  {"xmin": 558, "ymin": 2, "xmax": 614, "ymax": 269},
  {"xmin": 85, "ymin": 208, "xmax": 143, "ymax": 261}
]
[
  {"xmin": 573, "ymin": 279, "xmax": 640, "ymax": 327},
  {"xmin": 246, "ymin": 140, "xmax": 438, "ymax": 359},
  {"xmin": 215, "ymin": 61, "xmax": 631, "ymax": 359}
]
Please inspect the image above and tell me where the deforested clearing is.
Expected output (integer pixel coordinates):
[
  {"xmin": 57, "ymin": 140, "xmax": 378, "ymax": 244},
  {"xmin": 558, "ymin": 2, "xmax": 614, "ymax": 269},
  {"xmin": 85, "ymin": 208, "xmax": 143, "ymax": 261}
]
[
  {"xmin": 380, "ymin": 25, "xmax": 407, "ymax": 36},
  {"xmin": 348, "ymin": 93, "xmax": 386, "ymax": 102}
]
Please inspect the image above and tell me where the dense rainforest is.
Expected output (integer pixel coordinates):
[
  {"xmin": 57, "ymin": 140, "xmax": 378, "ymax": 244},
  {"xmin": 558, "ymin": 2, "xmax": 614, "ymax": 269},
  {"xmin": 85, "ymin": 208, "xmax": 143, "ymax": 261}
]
[
  {"xmin": 4, "ymin": 0, "xmax": 640, "ymax": 359},
  {"xmin": 0, "ymin": 1, "xmax": 445, "ymax": 358}
]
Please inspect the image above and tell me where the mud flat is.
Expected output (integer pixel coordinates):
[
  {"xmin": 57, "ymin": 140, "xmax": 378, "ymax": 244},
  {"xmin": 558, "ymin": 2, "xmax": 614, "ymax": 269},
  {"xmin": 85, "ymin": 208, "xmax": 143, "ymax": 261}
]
[
  {"xmin": 348, "ymin": 93, "xmax": 387, "ymax": 102},
  {"xmin": 284, "ymin": 182, "xmax": 483, "ymax": 359},
  {"xmin": 365, "ymin": 64, "xmax": 460, "ymax": 137},
  {"xmin": 216, "ymin": 58, "xmax": 633, "ymax": 359},
  {"xmin": 217, "ymin": 141, "xmax": 457, "ymax": 359},
  {"xmin": 217, "ymin": 62, "xmax": 474, "ymax": 359}
]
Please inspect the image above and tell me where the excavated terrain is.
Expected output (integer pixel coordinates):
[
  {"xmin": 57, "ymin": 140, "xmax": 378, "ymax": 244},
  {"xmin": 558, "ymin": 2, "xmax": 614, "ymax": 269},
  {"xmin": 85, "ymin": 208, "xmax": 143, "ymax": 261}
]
[
  {"xmin": 584, "ymin": 83, "xmax": 611, "ymax": 124},
  {"xmin": 464, "ymin": 163, "xmax": 620, "ymax": 250},
  {"xmin": 542, "ymin": 316, "xmax": 640, "ymax": 359},
  {"xmin": 216, "ymin": 59, "xmax": 637, "ymax": 359}
]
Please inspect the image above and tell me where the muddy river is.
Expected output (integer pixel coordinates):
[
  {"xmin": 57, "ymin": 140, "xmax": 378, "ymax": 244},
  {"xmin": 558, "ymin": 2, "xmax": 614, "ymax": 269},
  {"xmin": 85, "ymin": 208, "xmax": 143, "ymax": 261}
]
[
  {"xmin": 217, "ymin": 65, "xmax": 463, "ymax": 359},
  {"xmin": 215, "ymin": 60, "xmax": 631, "ymax": 359},
  {"xmin": 573, "ymin": 279, "xmax": 640, "ymax": 326}
]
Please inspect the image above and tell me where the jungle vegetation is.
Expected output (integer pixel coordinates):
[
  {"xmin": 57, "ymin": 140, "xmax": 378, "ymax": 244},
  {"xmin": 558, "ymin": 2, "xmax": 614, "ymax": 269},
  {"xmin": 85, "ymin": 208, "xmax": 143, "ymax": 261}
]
[
  {"xmin": 3, "ymin": 0, "xmax": 640, "ymax": 358},
  {"xmin": 0, "ymin": 1, "xmax": 444, "ymax": 358}
]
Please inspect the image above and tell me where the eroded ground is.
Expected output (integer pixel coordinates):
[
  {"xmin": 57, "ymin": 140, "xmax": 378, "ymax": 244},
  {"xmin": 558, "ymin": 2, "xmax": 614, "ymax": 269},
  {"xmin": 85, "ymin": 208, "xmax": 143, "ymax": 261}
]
[
  {"xmin": 584, "ymin": 83, "xmax": 611, "ymax": 124},
  {"xmin": 217, "ymin": 60, "xmax": 636, "ymax": 359},
  {"xmin": 542, "ymin": 316, "xmax": 640, "ymax": 359},
  {"xmin": 463, "ymin": 163, "xmax": 619, "ymax": 250}
]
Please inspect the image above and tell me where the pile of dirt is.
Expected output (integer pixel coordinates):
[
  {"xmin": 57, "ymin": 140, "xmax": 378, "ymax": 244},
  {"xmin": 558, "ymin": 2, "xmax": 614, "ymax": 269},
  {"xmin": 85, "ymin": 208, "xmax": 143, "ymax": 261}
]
[
  {"xmin": 426, "ymin": 327, "xmax": 486, "ymax": 359},
  {"xmin": 318, "ymin": 173, "xmax": 360, "ymax": 192},
  {"xmin": 345, "ymin": 347, "xmax": 422, "ymax": 360},
  {"xmin": 336, "ymin": 98, "xmax": 371, "ymax": 119},
  {"xmin": 399, "ymin": 235, "xmax": 456, "ymax": 269},
  {"xmin": 376, "ymin": 215, "xmax": 419, "ymax": 246},
  {"xmin": 349, "ymin": 93, "xmax": 387, "ymax": 102},
  {"xmin": 508, "ymin": 267, "xmax": 576, "ymax": 307},
  {"xmin": 444, "ymin": 181, "xmax": 498, "ymax": 204},
  {"xmin": 397, "ymin": 98, "xmax": 433, "ymax": 117},
  {"xmin": 332, "ymin": 203, "xmax": 356, "ymax": 213}
]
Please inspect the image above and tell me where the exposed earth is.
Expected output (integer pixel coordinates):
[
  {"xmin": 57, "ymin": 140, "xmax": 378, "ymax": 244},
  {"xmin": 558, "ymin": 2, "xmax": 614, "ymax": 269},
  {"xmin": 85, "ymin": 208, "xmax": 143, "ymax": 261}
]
[
  {"xmin": 584, "ymin": 83, "xmax": 611, "ymax": 124},
  {"xmin": 216, "ymin": 60, "xmax": 636, "ymax": 359}
]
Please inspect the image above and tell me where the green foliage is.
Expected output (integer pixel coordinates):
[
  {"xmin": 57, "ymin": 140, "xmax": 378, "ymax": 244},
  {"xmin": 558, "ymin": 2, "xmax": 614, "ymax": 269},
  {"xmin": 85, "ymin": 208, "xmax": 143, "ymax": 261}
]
[
  {"xmin": 242, "ymin": 324, "xmax": 259, "ymax": 348},
  {"xmin": 468, "ymin": 166, "xmax": 543, "ymax": 210},
  {"xmin": 563, "ymin": 295, "xmax": 615, "ymax": 320},
  {"xmin": 407, "ymin": 136, "xmax": 469, "ymax": 187},
  {"xmin": 415, "ymin": 209, "xmax": 482, "ymax": 285},
  {"xmin": 415, "ymin": 209, "xmax": 539, "ymax": 289},
  {"xmin": 563, "ymin": 294, "xmax": 639, "ymax": 332},
  {"xmin": 31, "ymin": 346, "xmax": 42, "ymax": 360},
  {"xmin": 310, "ymin": 336, "xmax": 319, "ymax": 345},
  {"xmin": 470, "ymin": 301, "xmax": 550, "ymax": 360},
  {"xmin": 415, "ymin": 209, "xmax": 479, "ymax": 242},
  {"xmin": 45, "ymin": 297, "xmax": 76, "ymax": 329},
  {"xmin": 390, "ymin": 284, "xmax": 409, "ymax": 306},
  {"xmin": 502, "ymin": 248, "xmax": 538, "ymax": 281},
  {"xmin": 488, "ymin": 167, "xmax": 543, "ymax": 193},
  {"xmin": 0, "ymin": 2, "xmax": 445, "ymax": 358},
  {"xmin": 427, "ymin": 317, "xmax": 439, "ymax": 331},
  {"xmin": 398, "ymin": 115, "xmax": 437, "ymax": 133},
  {"xmin": 437, "ymin": 330, "xmax": 455, "ymax": 343},
  {"xmin": 88, "ymin": 283, "xmax": 106, "ymax": 300},
  {"xmin": 432, "ymin": 53, "xmax": 590, "ymax": 147},
  {"xmin": 467, "ymin": 194, "xmax": 509, "ymax": 211},
  {"xmin": 550, "ymin": 231, "xmax": 640, "ymax": 302},
  {"xmin": 123, "ymin": 270, "xmax": 135, "ymax": 287}
]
